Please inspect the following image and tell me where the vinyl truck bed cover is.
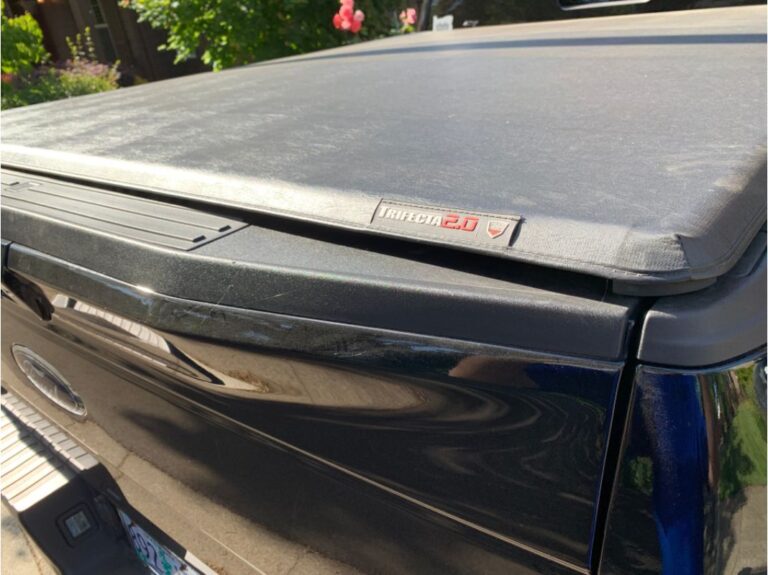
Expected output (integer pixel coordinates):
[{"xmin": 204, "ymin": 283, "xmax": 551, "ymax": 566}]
[
  {"xmin": 0, "ymin": 5, "xmax": 765, "ymax": 575},
  {"xmin": 2, "ymin": 6, "xmax": 766, "ymax": 292}
]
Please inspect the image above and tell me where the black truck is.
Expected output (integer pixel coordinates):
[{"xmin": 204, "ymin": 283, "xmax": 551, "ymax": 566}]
[{"xmin": 1, "ymin": 4, "xmax": 765, "ymax": 575}]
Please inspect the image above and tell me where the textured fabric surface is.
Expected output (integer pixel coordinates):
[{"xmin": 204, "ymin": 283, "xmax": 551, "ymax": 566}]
[{"xmin": 2, "ymin": 6, "xmax": 765, "ymax": 286}]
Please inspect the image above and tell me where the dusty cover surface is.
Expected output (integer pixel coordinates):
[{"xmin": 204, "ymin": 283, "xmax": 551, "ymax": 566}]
[{"xmin": 2, "ymin": 6, "xmax": 766, "ymax": 286}]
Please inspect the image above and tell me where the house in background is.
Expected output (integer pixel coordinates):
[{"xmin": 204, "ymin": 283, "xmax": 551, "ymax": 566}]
[{"xmin": 4, "ymin": 0, "xmax": 207, "ymax": 82}]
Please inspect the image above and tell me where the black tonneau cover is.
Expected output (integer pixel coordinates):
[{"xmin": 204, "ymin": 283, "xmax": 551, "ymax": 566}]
[{"xmin": 1, "ymin": 6, "xmax": 766, "ymax": 290}]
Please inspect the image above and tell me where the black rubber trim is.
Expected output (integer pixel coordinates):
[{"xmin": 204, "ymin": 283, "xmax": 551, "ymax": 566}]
[
  {"xmin": 1, "ymin": 239, "xmax": 11, "ymax": 269},
  {"xmin": 639, "ymin": 235, "xmax": 766, "ymax": 367},
  {"xmin": 1, "ymin": 170, "xmax": 247, "ymax": 251},
  {"xmin": 589, "ymin": 296, "xmax": 656, "ymax": 573},
  {"xmin": 1, "ymin": 185, "xmax": 639, "ymax": 361}
]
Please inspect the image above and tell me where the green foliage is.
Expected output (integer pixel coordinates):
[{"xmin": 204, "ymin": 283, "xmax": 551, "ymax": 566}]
[
  {"xmin": 719, "ymin": 401, "xmax": 767, "ymax": 499},
  {"xmin": 66, "ymin": 27, "xmax": 100, "ymax": 63},
  {"xmin": 2, "ymin": 68, "xmax": 74, "ymax": 109},
  {"xmin": 61, "ymin": 65, "xmax": 119, "ymax": 96},
  {"xmin": 1, "ymin": 66, "xmax": 118, "ymax": 109},
  {"xmin": 1, "ymin": 27, "xmax": 119, "ymax": 110},
  {"xmin": 625, "ymin": 456, "xmax": 653, "ymax": 496},
  {"xmin": 122, "ymin": 0, "xmax": 401, "ymax": 71},
  {"xmin": 1, "ymin": 3, "xmax": 49, "ymax": 74}
]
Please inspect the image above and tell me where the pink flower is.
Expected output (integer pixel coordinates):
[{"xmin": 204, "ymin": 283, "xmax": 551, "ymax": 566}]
[
  {"xmin": 399, "ymin": 7, "xmax": 417, "ymax": 25},
  {"xmin": 333, "ymin": 0, "xmax": 364, "ymax": 34}
]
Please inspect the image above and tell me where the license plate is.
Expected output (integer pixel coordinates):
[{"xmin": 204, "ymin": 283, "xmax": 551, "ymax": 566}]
[{"xmin": 118, "ymin": 509, "xmax": 203, "ymax": 575}]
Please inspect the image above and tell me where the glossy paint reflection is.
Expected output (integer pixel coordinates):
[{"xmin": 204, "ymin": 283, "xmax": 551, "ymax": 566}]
[
  {"xmin": 600, "ymin": 353, "xmax": 767, "ymax": 575},
  {"xmin": 3, "ymin": 262, "xmax": 625, "ymax": 572}
]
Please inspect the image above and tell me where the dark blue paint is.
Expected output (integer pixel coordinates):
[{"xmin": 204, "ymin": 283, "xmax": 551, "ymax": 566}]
[
  {"xmin": 600, "ymin": 354, "xmax": 767, "ymax": 575},
  {"xmin": 641, "ymin": 373, "xmax": 706, "ymax": 575}
]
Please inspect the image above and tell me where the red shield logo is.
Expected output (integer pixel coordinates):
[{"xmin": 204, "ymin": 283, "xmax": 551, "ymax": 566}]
[{"xmin": 486, "ymin": 220, "xmax": 509, "ymax": 239}]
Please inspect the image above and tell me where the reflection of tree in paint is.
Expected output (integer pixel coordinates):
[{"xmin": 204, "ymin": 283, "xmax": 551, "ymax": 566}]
[
  {"xmin": 625, "ymin": 456, "xmax": 653, "ymax": 497},
  {"xmin": 719, "ymin": 366, "xmax": 767, "ymax": 500}
]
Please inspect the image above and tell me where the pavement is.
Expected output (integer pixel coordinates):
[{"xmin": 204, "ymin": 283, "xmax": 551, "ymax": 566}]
[
  {"xmin": 1, "ymin": 504, "xmax": 56, "ymax": 575},
  {"xmin": 723, "ymin": 486, "xmax": 768, "ymax": 575}
]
